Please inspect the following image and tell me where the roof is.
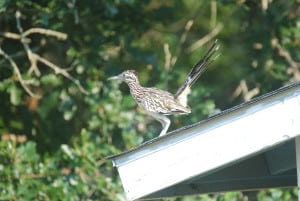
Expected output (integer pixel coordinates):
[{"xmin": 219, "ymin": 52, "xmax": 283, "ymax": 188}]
[{"xmin": 108, "ymin": 82, "xmax": 300, "ymax": 201}]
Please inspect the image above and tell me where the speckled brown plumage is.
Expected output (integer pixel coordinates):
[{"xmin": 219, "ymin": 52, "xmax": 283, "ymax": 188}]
[{"xmin": 109, "ymin": 40, "xmax": 219, "ymax": 136}]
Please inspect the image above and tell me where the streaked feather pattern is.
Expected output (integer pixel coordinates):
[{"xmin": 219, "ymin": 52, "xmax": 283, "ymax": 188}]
[{"xmin": 108, "ymin": 40, "xmax": 219, "ymax": 136}]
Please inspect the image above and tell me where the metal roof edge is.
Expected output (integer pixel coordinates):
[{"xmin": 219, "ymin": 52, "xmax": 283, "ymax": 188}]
[{"xmin": 106, "ymin": 82, "xmax": 300, "ymax": 161}]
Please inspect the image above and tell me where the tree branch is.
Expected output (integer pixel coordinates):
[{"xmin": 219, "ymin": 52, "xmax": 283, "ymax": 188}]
[
  {"xmin": 23, "ymin": 28, "xmax": 67, "ymax": 40},
  {"xmin": 6, "ymin": 10, "xmax": 88, "ymax": 96},
  {"xmin": 187, "ymin": 23, "xmax": 223, "ymax": 52},
  {"xmin": 0, "ymin": 47, "xmax": 41, "ymax": 98},
  {"xmin": 271, "ymin": 38, "xmax": 300, "ymax": 81},
  {"xmin": 36, "ymin": 54, "xmax": 88, "ymax": 94}
]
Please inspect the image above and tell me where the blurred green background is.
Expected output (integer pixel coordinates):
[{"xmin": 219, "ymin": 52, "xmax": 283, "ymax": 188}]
[{"xmin": 0, "ymin": 0, "xmax": 299, "ymax": 200}]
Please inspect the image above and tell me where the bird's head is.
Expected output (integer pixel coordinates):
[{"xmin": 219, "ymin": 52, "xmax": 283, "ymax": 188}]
[{"xmin": 108, "ymin": 70, "xmax": 139, "ymax": 83}]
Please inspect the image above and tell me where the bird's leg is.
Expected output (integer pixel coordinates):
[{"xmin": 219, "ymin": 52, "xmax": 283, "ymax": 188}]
[
  {"xmin": 148, "ymin": 112, "xmax": 171, "ymax": 136},
  {"xmin": 158, "ymin": 116, "xmax": 170, "ymax": 136}
]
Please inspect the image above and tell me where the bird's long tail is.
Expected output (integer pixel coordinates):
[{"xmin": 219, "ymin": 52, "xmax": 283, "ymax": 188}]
[{"xmin": 174, "ymin": 40, "xmax": 219, "ymax": 107}]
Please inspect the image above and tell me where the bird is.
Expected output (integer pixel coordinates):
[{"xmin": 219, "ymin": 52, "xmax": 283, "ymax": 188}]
[{"xmin": 108, "ymin": 40, "xmax": 219, "ymax": 137}]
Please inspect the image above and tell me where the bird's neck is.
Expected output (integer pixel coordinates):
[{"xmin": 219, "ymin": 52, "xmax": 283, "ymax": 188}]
[{"xmin": 127, "ymin": 80, "xmax": 142, "ymax": 92}]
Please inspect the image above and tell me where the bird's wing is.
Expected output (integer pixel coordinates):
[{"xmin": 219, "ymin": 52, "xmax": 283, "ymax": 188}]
[{"xmin": 141, "ymin": 87, "xmax": 190, "ymax": 115}]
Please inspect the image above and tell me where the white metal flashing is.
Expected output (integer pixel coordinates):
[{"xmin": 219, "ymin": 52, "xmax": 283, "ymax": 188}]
[
  {"xmin": 296, "ymin": 136, "xmax": 300, "ymax": 201},
  {"xmin": 109, "ymin": 82, "xmax": 300, "ymax": 201}
]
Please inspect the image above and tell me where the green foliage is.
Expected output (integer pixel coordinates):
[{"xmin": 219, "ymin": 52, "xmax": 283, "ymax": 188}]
[
  {"xmin": 0, "ymin": 132, "xmax": 122, "ymax": 201},
  {"xmin": 258, "ymin": 189, "xmax": 298, "ymax": 201},
  {"xmin": 0, "ymin": 0, "xmax": 299, "ymax": 200}
]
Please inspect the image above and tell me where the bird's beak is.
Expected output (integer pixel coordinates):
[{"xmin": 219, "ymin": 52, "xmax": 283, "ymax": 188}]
[{"xmin": 108, "ymin": 74, "xmax": 122, "ymax": 81}]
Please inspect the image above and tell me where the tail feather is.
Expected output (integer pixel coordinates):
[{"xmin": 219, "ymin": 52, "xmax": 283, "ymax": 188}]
[{"xmin": 175, "ymin": 40, "xmax": 219, "ymax": 107}]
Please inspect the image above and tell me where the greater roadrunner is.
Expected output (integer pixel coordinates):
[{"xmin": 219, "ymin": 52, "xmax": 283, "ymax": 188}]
[{"xmin": 109, "ymin": 40, "xmax": 219, "ymax": 136}]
